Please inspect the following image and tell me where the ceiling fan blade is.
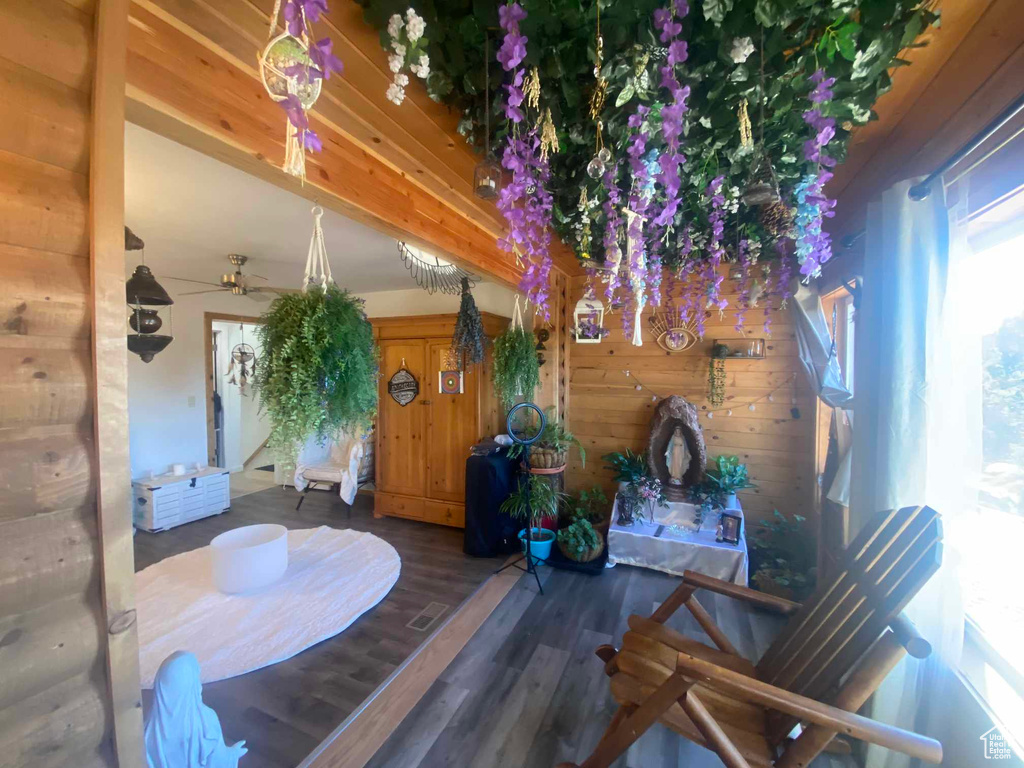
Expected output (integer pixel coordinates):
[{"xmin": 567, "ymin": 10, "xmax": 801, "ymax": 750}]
[
  {"xmin": 248, "ymin": 274, "xmax": 269, "ymax": 281},
  {"xmin": 164, "ymin": 276, "xmax": 222, "ymax": 287},
  {"xmin": 247, "ymin": 291, "xmax": 273, "ymax": 303},
  {"xmin": 178, "ymin": 289, "xmax": 226, "ymax": 296}
]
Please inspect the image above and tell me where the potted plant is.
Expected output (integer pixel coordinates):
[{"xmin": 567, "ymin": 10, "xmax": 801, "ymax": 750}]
[
  {"xmin": 557, "ymin": 518, "xmax": 604, "ymax": 563},
  {"xmin": 492, "ymin": 323, "xmax": 540, "ymax": 411},
  {"xmin": 748, "ymin": 510, "xmax": 817, "ymax": 601},
  {"xmin": 603, "ymin": 449, "xmax": 667, "ymax": 525},
  {"xmin": 500, "ymin": 475, "xmax": 564, "ymax": 565},
  {"xmin": 254, "ymin": 286, "xmax": 378, "ymax": 465},
  {"xmin": 508, "ymin": 408, "xmax": 585, "ymax": 470},
  {"xmin": 566, "ymin": 486, "xmax": 610, "ymax": 536},
  {"xmin": 706, "ymin": 455, "xmax": 756, "ymax": 509},
  {"xmin": 686, "ymin": 455, "xmax": 756, "ymax": 529}
]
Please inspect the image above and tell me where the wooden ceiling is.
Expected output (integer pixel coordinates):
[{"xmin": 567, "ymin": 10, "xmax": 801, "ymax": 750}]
[{"xmin": 127, "ymin": 0, "xmax": 1023, "ymax": 289}]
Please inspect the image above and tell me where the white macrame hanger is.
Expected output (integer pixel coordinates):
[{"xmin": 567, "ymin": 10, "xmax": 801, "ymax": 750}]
[
  {"xmin": 302, "ymin": 205, "xmax": 334, "ymax": 291},
  {"xmin": 511, "ymin": 294, "xmax": 525, "ymax": 330}
]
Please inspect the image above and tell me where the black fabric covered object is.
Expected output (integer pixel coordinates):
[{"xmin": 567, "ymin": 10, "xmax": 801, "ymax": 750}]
[{"xmin": 463, "ymin": 448, "xmax": 520, "ymax": 557}]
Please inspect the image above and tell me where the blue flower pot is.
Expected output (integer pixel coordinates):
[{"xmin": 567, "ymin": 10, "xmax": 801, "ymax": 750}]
[{"xmin": 518, "ymin": 527, "xmax": 555, "ymax": 566}]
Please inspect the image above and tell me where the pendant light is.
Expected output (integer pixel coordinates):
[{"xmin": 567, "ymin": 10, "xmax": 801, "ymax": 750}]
[
  {"xmin": 473, "ymin": 34, "xmax": 502, "ymax": 200},
  {"xmin": 125, "ymin": 227, "xmax": 174, "ymax": 363}
]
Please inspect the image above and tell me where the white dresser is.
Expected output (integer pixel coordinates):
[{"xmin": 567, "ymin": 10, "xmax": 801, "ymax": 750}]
[{"xmin": 133, "ymin": 467, "xmax": 231, "ymax": 532}]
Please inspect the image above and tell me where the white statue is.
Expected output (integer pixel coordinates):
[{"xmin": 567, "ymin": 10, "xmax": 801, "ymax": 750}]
[
  {"xmin": 144, "ymin": 651, "xmax": 248, "ymax": 768},
  {"xmin": 665, "ymin": 426, "xmax": 691, "ymax": 486}
]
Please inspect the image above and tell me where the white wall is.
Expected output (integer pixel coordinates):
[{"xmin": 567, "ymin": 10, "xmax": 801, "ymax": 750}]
[
  {"xmin": 210, "ymin": 320, "xmax": 268, "ymax": 472},
  {"xmin": 127, "ymin": 266, "xmax": 514, "ymax": 479}
]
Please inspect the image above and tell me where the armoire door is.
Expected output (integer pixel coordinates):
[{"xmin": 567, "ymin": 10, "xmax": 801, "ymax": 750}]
[
  {"xmin": 426, "ymin": 341, "xmax": 480, "ymax": 502},
  {"xmin": 378, "ymin": 340, "xmax": 427, "ymax": 497}
]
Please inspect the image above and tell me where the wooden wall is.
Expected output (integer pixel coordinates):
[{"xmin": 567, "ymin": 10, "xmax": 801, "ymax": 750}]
[
  {"xmin": 0, "ymin": 0, "xmax": 133, "ymax": 765},
  {"xmin": 565, "ymin": 273, "xmax": 816, "ymax": 526}
]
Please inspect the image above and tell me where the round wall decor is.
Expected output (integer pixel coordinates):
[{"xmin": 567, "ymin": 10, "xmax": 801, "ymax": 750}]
[{"xmin": 388, "ymin": 365, "xmax": 419, "ymax": 406}]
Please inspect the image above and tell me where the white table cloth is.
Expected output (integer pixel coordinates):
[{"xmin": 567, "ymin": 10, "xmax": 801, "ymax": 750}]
[{"xmin": 607, "ymin": 496, "xmax": 748, "ymax": 584}]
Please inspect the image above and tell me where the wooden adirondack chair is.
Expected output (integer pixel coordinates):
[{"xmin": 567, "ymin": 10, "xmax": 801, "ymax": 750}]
[{"xmin": 560, "ymin": 504, "xmax": 945, "ymax": 768}]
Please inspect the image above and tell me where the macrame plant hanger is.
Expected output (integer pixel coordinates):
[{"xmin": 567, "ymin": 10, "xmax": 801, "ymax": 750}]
[
  {"xmin": 302, "ymin": 205, "xmax": 334, "ymax": 291},
  {"xmin": 511, "ymin": 294, "xmax": 525, "ymax": 332}
]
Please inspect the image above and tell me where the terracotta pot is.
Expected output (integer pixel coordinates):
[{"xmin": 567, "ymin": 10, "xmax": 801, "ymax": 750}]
[{"xmin": 558, "ymin": 531, "xmax": 605, "ymax": 563}]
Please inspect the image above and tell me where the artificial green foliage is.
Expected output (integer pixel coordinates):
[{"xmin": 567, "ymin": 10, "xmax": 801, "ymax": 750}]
[
  {"xmin": 450, "ymin": 277, "xmax": 486, "ymax": 368},
  {"xmin": 749, "ymin": 509, "xmax": 816, "ymax": 600},
  {"xmin": 686, "ymin": 454, "xmax": 755, "ymax": 523},
  {"xmin": 602, "ymin": 449, "xmax": 650, "ymax": 484},
  {"xmin": 254, "ymin": 286, "xmax": 379, "ymax": 459},
  {"xmin": 492, "ymin": 325, "xmax": 541, "ymax": 411},
  {"xmin": 557, "ymin": 518, "xmax": 602, "ymax": 557},
  {"xmin": 508, "ymin": 406, "xmax": 586, "ymax": 465},
  {"xmin": 500, "ymin": 475, "xmax": 565, "ymax": 536},
  {"xmin": 355, "ymin": 0, "xmax": 938, "ymax": 269}
]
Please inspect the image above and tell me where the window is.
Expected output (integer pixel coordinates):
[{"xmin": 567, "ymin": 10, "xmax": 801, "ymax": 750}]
[{"xmin": 946, "ymin": 229, "xmax": 1024, "ymax": 744}]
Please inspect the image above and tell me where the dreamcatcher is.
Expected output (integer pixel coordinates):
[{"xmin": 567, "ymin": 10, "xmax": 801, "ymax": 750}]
[{"xmin": 226, "ymin": 324, "xmax": 257, "ymax": 392}]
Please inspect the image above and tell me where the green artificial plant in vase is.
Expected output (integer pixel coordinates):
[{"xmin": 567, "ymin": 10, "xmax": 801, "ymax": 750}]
[
  {"xmin": 508, "ymin": 407, "xmax": 585, "ymax": 469},
  {"xmin": 686, "ymin": 455, "xmax": 756, "ymax": 528},
  {"xmin": 254, "ymin": 285, "xmax": 379, "ymax": 466},
  {"xmin": 602, "ymin": 449, "xmax": 667, "ymax": 526}
]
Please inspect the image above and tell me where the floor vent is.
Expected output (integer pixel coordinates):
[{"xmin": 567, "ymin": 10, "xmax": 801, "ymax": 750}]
[{"xmin": 406, "ymin": 602, "xmax": 449, "ymax": 632}]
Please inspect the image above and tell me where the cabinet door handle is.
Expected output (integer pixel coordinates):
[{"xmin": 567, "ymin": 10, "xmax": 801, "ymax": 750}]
[{"xmin": 420, "ymin": 400, "xmax": 432, "ymax": 405}]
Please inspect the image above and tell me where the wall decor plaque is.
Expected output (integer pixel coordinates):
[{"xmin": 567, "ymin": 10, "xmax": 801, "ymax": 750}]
[
  {"xmin": 439, "ymin": 370, "xmax": 464, "ymax": 395},
  {"xmin": 388, "ymin": 362, "xmax": 419, "ymax": 406}
]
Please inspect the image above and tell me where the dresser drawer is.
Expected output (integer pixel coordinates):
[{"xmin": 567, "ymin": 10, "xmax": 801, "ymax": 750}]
[
  {"xmin": 375, "ymin": 492, "xmax": 424, "ymax": 520},
  {"xmin": 424, "ymin": 500, "xmax": 465, "ymax": 528}
]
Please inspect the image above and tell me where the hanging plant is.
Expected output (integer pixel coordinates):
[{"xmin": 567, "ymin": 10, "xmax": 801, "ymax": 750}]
[
  {"xmin": 492, "ymin": 325, "xmax": 540, "ymax": 411},
  {"xmin": 708, "ymin": 342, "xmax": 728, "ymax": 408},
  {"xmin": 254, "ymin": 286, "xmax": 379, "ymax": 459},
  {"xmin": 450, "ymin": 277, "xmax": 486, "ymax": 368}
]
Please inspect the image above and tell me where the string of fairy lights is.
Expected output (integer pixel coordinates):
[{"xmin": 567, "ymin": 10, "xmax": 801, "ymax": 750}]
[{"xmin": 621, "ymin": 369, "xmax": 799, "ymax": 419}]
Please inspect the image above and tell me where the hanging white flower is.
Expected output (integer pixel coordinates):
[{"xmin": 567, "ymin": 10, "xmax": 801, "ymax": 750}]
[
  {"xmin": 392, "ymin": 41, "xmax": 406, "ymax": 57},
  {"xmin": 730, "ymin": 36, "xmax": 755, "ymax": 64},
  {"xmin": 387, "ymin": 13, "xmax": 404, "ymax": 38},
  {"xmin": 405, "ymin": 11, "xmax": 426, "ymax": 42},
  {"xmin": 386, "ymin": 82, "xmax": 406, "ymax": 105},
  {"xmin": 415, "ymin": 53, "xmax": 429, "ymax": 79},
  {"xmin": 396, "ymin": 72, "xmax": 409, "ymax": 87},
  {"xmin": 388, "ymin": 53, "xmax": 403, "ymax": 73}
]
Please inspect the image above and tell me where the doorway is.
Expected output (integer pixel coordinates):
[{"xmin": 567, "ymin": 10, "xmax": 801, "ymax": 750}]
[{"xmin": 204, "ymin": 312, "xmax": 276, "ymax": 498}]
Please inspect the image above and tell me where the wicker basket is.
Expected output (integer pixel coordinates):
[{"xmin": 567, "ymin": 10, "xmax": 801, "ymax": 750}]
[
  {"xmin": 529, "ymin": 446, "xmax": 567, "ymax": 469},
  {"xmin": 558, "ymin": 531, "xmax": 605, "ymax": 563}
]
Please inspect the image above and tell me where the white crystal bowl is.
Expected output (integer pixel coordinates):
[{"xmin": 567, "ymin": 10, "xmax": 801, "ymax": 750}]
[{"xmin": 211, "ymin": 524, "xmax": 289, "ymax": 594}]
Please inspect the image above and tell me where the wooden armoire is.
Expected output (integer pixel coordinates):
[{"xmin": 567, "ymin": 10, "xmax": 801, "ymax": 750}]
[{"xmin": 372, "ymin": 312, "xmax": 508, "ymax": 528}]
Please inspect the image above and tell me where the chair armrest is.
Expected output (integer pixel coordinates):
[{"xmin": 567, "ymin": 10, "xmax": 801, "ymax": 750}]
[
  {"xmin": 673, "ymin": 651, "xmax": 943, "ymax": 764},
  {"xmin": 681, "ymin": 570, "xmax": 802, "ymax": 616}
]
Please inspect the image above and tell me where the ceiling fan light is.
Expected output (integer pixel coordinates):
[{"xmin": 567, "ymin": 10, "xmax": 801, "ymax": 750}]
[{"xmin": 126, "ymin": 264, "xmax": 173, "ymax": 306}]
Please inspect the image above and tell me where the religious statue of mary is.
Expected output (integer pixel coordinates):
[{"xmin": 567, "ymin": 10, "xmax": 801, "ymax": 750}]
[
  {"xmin": 664, "ymin": 425, "xmax": 691, "ymax": 486},
  {"xmin": 144, "ymin": 651, "xmax": 248, "ymax": 768}
]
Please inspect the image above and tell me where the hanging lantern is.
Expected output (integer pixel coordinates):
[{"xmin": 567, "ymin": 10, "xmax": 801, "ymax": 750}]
[
  {"xmin": 125, "ymin": 228, "xmax": 174, "ymax": 363},
  {"xmin": 573, "ymin": 296, "xmax": 605, "ymax": 343},
  {"xmin": 474, "ymin": 34, "xmax": 502, "ymax": 200}
]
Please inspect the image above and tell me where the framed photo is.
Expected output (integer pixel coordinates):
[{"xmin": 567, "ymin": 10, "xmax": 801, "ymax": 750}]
[{"xmin": 717, "ymin": 511, "xmax": 742, "ymax": 546}]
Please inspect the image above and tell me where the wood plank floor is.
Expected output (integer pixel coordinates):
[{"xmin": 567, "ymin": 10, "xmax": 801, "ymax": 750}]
[
  {"xmin": 366, "ymin": 564, "xmax": 853, "ymax": 768},
  {"xmin": 134, "ymin": 486, "xmax": 501, "ymax": 768}
]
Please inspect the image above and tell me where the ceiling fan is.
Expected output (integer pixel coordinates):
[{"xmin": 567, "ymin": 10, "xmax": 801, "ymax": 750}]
[{"xmin": 165, "ymin": 254, "xmax": 285, "ymax": 302}]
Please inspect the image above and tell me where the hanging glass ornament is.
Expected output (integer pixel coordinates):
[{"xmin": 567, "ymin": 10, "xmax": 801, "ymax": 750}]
[
  {"xmin": 586, "ymin": 156, "xmax": 606, "ymax": 179},
  {"xmin": 742, "ymin": 149, "xmax": 780, "ymax": 207},
  {"xmin": 597, "ymin": 147, "xmax": 612, "ymax": 164}
]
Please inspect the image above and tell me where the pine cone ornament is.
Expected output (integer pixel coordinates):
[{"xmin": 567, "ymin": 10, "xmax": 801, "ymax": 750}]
[{"xmin": 760, "ymin": 200, "xmax": 794, "ymax": 239}]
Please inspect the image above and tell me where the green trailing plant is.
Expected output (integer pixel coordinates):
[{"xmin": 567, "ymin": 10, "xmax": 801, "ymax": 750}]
[
  {"xmin": 492, "ymin": 325, "xmax": 540, "ymax": 411},
  {"xmin": 708, "ymin": 343, "xmax": 728, "ymax": 408},
  {"xmin": 748, "ymin": 509, "xmax": 816, "ymax": 601},
  {"xmin": 500, "ymin": 475, "xmax": 565, "ymax": 540},
  {"xmin": 557, "ymin": 518, "xmax": 602, "ymax": 559},
  {"xmin": 602, "ymin": 449, "xmax": 650, "ymax": 485},
  {"xmin": 254, "ymin": 286, "xmax": 379, "ymax": 460},
  {"xmin": 450, "ymin": 277, "xmax": 486, "ymax": 368},
  {"xmin": 508, "ymin": 407, "xmax": 585, "ymax": 466}
]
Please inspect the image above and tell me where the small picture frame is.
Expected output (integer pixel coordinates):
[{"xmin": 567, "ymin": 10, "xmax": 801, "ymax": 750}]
[{"xmin": 717, "ymin": 511, "xmax": 742, "ymax": 546}]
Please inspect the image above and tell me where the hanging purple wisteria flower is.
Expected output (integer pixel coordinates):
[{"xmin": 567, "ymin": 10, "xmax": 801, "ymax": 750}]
[
  {"xmin": 734, "ymin": 238, "xmax": 752, "ymax": 332},
  {"xmin": 696, "ymin": 175, "xmax": 728, "ymax": 339},
  {"xmin": 650, "ymin": 0, "xmax": 690, "ymax": 232},
  {"xmin": 495, "ymin": 2, "xmax": 555, "ymax": 319},
  {"xmin": 795, "ymin": 69, "xmax": 838, "ymax": 277}
]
